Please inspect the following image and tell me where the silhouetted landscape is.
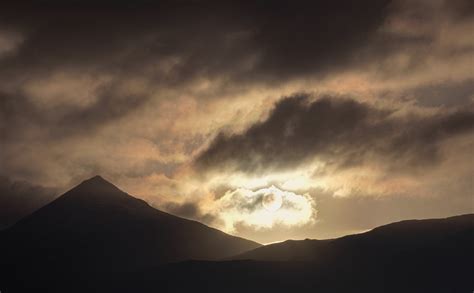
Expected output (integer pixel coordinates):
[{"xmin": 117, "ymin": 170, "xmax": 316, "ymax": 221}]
[
  {"xmin": 0, "ymin": 176, "xmax": 259, "ymax": 291},
  {"xmin": 1, "ymin": 177, "xmax": 472, "ymax": 292},
  {"xmin": 1, "ymin": 1, "xmax": 473, "ymax": 292}
]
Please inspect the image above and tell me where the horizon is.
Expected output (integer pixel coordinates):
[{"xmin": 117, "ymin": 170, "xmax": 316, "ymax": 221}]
[
  {"xmin": 1, "ymin": 0, "xmax": 473, "ymax": 244},
  {"xmin": 5, "ymin": 173, "xmax": 472, "ymax": 245},
  {"xmin": 69, "ymin": 175, "xmax": 474, "ymax": 243}
]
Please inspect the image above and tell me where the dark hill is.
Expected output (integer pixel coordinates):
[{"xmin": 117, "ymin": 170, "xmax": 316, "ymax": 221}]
[
  {"xmin": 111, "ymin": 214, "xmax": 473, "ymax": 293},
  {"xmin": 232, "ymin": 214, "xmax": 474, "ymax": 262},
  {"xmin": 0, "ymin": 176, "xmax": 260, "ymax": 290},
  {"xmin": 1, "ymin": 179, "xmax": 472, "ymax": 293}
]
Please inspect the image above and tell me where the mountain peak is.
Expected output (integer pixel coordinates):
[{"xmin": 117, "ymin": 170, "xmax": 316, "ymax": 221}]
[
  {"xmin": 82, "ymin": 175, "xmax": 109, "ymax": 184},
  {"xmin": 62, "ymin": 175, "xmax": 129, "ymax": 203},
  {"xmin": 77, "ymin": 175, "xmax": 116, "ymax": 188},
  {"xmin": 4, "ymin": 175, "xmax": 261, "ymax": 275}
]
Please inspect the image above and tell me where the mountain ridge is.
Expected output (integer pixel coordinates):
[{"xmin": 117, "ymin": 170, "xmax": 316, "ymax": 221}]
[
  {"xmin": 1, "ymin": 176, "xmax": 472, "ymax": 292},
  {"xmin": 231, "ymin": 213, "xmax": 474, "ymax": 261},
  {"xmin": 110, "ymin": 213, "xmax": 473, "ymax": 293},
  {"xmin": 1, "ymin": 175, "xmax": 261, "ymax": 278}
]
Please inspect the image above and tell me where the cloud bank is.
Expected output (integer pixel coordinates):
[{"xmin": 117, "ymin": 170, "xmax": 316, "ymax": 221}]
[
  {"xmin": 196, "ymin": 94, "xmax": 474, "ymax": 174},
  {"xmin": 0, "ymin": 0, "xmax": 473, "ymax": 242}
]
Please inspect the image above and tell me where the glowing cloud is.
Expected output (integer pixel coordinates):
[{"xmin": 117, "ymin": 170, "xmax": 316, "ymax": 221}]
[{"xmin": 215, "ymin": 185, "xmax": 315, "ymax": 232}]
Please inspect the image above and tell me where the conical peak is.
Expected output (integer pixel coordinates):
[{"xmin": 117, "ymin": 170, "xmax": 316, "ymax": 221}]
[
  {"xmin": 83, "ymin": 175, "xmax": 108, "ymax": 183},
  {"xmin": 65, "ymin": 175, "xmax": 127, "ymax": 201},
  {"xmin": 78, "ymin": 175, "xmax": 115, "ymax": 188}
]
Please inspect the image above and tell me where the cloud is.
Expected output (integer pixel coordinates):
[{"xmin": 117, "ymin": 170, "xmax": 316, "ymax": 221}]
[
  {"xmin": 0, "ymin": 0, "xmax": 394, "ymax": 173},
  {"xmin": 1, "ymin": 0, "xmax": 472, "ymax": 185},
  {"xmin": 196, "ymin": 94, "xmax": 474, "ymax": 174},
  {"xmin": 4, "ymin": 0, "xmax": 470, "ymax": 86},
  {"xmin": 0, "ymin": 1, "xmax": 391, "ymax": 83},
  {"xmin": 0, "ymin": 29, "xmax": 23, "ymax": 57},
  {"xmin": 215, "ymin": 186, "xmax": 315, "ymax": 232},
  {"xmin": 0, "ymin": 0, "xmax": 472, "ymax": 243},
  {"xmin": 0, "ymin": 78, "xmax": 152, "ymax": 141},
  {"xmin": 410, "ymin": 79, "xmax": 474, "ymax": 107},
  {"xmin": 0, "ymin": 176, "xmax": 58, "ymax": 229}
]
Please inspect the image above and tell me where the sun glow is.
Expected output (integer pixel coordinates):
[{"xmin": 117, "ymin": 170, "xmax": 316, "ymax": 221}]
[
  {"xmin": 262, "ymin": 187, "xmax": 283, "ymax": 212},
  {"xmin": 214, "ymin": 185, "xmax": 315, "ymax": 232},
  {"xmin": 207, "ymin": 167, "xmax": 322, "ymax": 192}
]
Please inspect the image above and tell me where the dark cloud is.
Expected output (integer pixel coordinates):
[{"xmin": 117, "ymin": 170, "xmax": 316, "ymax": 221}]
[
  {"xmin": 0, "ymin": 176, "xmax": 58, "ymax": 229},
  {"xmin": 195, "ymin": 94, "xmax": 474, "ymax": 174},
  {"xmin": 123, "ymin": 160, "xmax": 179, "ymax": 179},
  {"xmin": 0, "ymin": 83, "xmax": 150, "ymax": 140},
  {"xmin": 354, "ymin": 0, "xmax": 474, "ymax": 77},
  {"xmin": 1, "ymin": 0, "xmax": 470, "ymax": 144},
  {"xmin": 1, "ymin": 2, "xmax": 467, "ymax": 92},
  {"xmin": 434, "ymin": 0, "xmax": 474, "ymax": 20},
  {"xmin": 0, "ymin": 1, "xmax": 391, "ymax": 82},
  {"xmin": 0, "ymin": 0, "xmax": 398, "ymax": 145},
  {"xmin": 412, "ymin": 79, "xmax": 474, "ymax": 107},
  {"xmin": 246, "ymin": 1, "xmax": 391, "ymax": 80}
]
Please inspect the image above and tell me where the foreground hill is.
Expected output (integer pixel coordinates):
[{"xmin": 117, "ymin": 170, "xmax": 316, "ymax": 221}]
[
  {"xmin": 232, "ymin": 214, "xmax": 474, "ymax": 261},
  {"xmin": 111, "ymin": 214, "xmax": 473, "ymax": 293},
  {"xmin": 0, "ymin": 176, "xmax": 260, "ymax": 290}
]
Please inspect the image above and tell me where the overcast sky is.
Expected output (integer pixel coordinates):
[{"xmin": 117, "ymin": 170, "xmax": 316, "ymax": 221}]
[{"xmin": 1, "ymin": 0, "xmax": 473, "ymax": 243}]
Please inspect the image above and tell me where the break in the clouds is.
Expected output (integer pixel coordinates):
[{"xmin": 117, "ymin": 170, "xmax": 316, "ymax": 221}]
[
  {"xmin": 0, "ymin": 0, "xmax": 473, "ymax": 243},
  {"xmin": 213, "ymin": 186, "xmax": 315, "ymax": 232}
]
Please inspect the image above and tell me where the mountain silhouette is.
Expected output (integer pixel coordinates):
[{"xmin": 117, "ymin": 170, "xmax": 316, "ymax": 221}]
[
  {"xmin": 0, "ymin": 178, "xmax": 472, "ymax": 293},
  {"xmin": 112, "ymin": 214, "xmax": 473, "ymax": 293},
  {"xmin": 0, "ymin": 176, "xmax": 260, "ymax": 290}
]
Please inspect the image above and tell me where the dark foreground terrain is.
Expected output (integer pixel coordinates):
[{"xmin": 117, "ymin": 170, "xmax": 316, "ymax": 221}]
[
  {"xmin": 112, "ymin": 214, "xmax": 473, "ymax": 293},
  {"xmin": 1, "ymin": 176, "xmax": 472, "ymax": 292}
]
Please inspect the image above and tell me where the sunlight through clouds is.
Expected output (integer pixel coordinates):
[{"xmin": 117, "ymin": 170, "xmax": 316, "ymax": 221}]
[{"xmin": 216, "ymin": 185, "xmax": 315, "ymax": 232}]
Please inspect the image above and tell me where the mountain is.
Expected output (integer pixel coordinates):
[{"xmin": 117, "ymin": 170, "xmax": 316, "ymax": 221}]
[
  {"xmin": 1, "ymin": 178, "xmax": 472, "ymax": 293},
  {"xmin": 232, "ymin": 214, "xmax": 474, "ymax": 261},
  {"xmin": 0, "ymin": 176, "xmax": 260, "ymax": 290}
]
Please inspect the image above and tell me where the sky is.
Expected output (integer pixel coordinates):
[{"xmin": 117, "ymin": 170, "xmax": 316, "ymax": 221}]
[{"xmin": 0, "ymin": 0, "xmax": 473, "ymax": 243}]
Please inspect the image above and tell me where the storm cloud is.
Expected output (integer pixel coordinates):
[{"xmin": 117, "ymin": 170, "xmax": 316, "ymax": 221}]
[
  {"xmin": 0, "ymin": 1, "xmax": 391, "ymax": 81},
  {"xmin": 196, "ymin": 94, "xmax": 474, "ymax": 174},
  {"xmin": 0, "ymin": 0, "xmax": 396, "ymax": 145}
]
